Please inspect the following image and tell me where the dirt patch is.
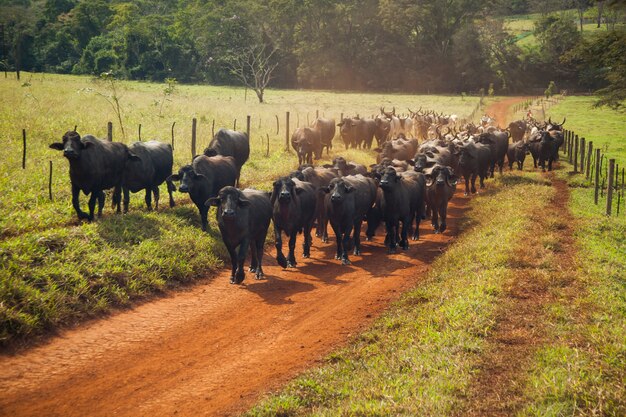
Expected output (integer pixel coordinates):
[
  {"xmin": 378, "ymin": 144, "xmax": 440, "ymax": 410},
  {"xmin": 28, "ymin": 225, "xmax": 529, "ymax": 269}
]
[
  {"xmin": 0, "ymin": 192, "xmax": 469, "ymax": 417},
  {"xmin": 486, "ymin": 96, "xmax": 531, "ymax": 129},
  {"xmin": 461, "ymin": 177, "xmax": 578, "ymax": 416}
]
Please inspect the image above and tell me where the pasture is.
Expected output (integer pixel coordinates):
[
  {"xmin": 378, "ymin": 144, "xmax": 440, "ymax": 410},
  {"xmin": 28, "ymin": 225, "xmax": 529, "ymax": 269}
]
[{"xmin": 0, "ymin": 72, "xmax": 481, "ymax": 344}]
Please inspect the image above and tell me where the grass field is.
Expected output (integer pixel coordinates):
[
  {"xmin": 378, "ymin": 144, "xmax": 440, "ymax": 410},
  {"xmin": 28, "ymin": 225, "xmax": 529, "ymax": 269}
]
[{"xmin": 0, "ymin": 72, "xmax": 482, "ymax": 345}]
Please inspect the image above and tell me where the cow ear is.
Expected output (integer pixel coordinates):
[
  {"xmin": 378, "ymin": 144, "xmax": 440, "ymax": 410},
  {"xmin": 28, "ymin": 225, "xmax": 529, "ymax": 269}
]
[
  {"xmin": 167, "ymin": 174, "xmax": 180, "ymax": 182},
  {"xmin": 204, "ymin": 148, "xmax": 218, "ymax": 157},
  {"xmin": 322, "ymin": 164, "xmax": 333, "ymax": 168},
  {"xmin": 194, "ymin": 173, "xmax": 207, "ymax": 181},
  {"xmin": 337, "ymin": 122, "xmax": 344, "ymax": 127},
  {"xmin": 344, "ymin": 185, "xmax": 354, "ymax": 193},
  {"xmin": 372, "ymin": 148, "xmax": 382, "ymax": 153},
  {"xmin": 205, "ymin": 197, "xmax": 220, "ymax": 207},
  {"xmin": 322, "ymin": 186, "xmax": 331, "ymax": 194},
  {"xmin": 49, "ymin": 143, "xmax": 64, "ymax": 150},
  {"xmin": 128, "ymin": 151, "xmax": 141, "ymax": 161},
  {"xmin": 82, "ymin": 141, "xmax": 94, "ymax": 149},
  {"xmin": 238, "ymin": 198, "xmax": 251, "ymax": 207},
  {"xmin": 346, "ymin": 163, "xmax": 356, "ymax": 170}
]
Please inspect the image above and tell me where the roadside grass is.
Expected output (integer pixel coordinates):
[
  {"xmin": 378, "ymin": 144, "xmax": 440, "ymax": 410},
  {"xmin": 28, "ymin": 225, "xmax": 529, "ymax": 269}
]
[
  {"xmin": 518, "ymin": 159, "xmax": 626, "ymax": 416},
  {"xmin": 546, "ymin": 96, "xmax": 626, "ymax": 168},
  {"xmin": 246, "ymin": 172, "xmax": 555, "ymax": 416},
  {"xmin": 0, "ymin": 72, "xmax": 481, "ymax": 345}
]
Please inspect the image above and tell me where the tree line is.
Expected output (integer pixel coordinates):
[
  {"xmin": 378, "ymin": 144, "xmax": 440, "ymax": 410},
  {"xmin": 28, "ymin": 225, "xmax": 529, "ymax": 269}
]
[{"xmin": 1, "ymin": 0, "xmax": 625, "ymax": 108}]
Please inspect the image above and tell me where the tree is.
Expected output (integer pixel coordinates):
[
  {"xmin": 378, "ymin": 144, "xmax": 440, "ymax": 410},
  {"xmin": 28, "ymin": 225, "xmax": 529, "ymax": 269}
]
[{"xmin": 225, "ymin": 44, "xmax": 278, "ymax": 103}]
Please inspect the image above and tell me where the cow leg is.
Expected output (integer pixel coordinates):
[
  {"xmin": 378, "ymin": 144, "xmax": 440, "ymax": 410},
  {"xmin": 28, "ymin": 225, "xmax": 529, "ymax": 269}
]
[
  {"xmin": 432, "ymin": 206, "xmax": 439, "ymax": 232},
  {"xmin": 386, "ymin": 221, "xmax": 397, "ymax": 254},
  {"xmin": 153, "ymin": 186, "xmax": 160, "ymax": 210},
  {"xmin": 464, "ymin": 176, "xmax": 470, "ymax": 196},
  {"xmin": 87, "ymin": 191, "xmax": 98, "ymax": 221},
  {"xmin": 342, "ymin": 224, "xmax": 354, "ymax": 265},
  {"xmin": 302, "ymin": 223, "xmax": 312, "ymax": 258},
  {"xmin": 254, "ymin": 239, "xmax": 266, "ymax": 279},
  {"xmin": 274, "ymin": 227, "xmax": 288, "ymax": 268},
  {"xmin": 440, "ymin": 205, "xmax": 448, "ymax": 233},
  {"xmin": 287, "ymin": 233, "xmax": 297, "ymax": 268},
  {"xmin": 97, "ymin": 191, "xmax": 105, "ymax": 217},
  {"xmin": 412, "ymin": 210, "xmax": 421, "ymax": 241},
  {"xmin": 226, "ymin": 244, "xmax": 238, "ymax": 284},
  {"xmin": 144, "ymin": 188, "xmax": 153, "ymax": 211},
  {"xmin": 249, "ymin": 242, "xmax": 258, "ymax": 273},
  {"xmin": 234, "ymin": 238, "xmax": 249, "ymax": 284},
  {"xmin": 113, "ymin": 186, "xmax": 122, "ymax": 213},
  {"xmin": 166, "ymin": 178, "xmax": 176, "ymax": 208},
  {"xmin": 532, "ymin": 156, "xmax": 537, "ymax": 168},
  {"xmin": 331, "ymin": 223, "xmax": 342, "ymax": 260},
  {"xmin": 352, "ymin": 221, "xmax": 362, "ymax": 257},
  {"xmin": 470, "ymin": 174, "xmax": 478, "ymax": 194},
  {"xmin": 199, "ymin": 205, "xmax": 209, "ymax": 231},
  {"xmin": 400, "ymin": 217, "xmax": 410, "ymax": 250},
  {"xmin": 548, "ymin": 157, "xmax": 553, "ymax": 172},
  {"xmin": 122, "ymin": 187, "xmax": 130, "ymax": 214}
]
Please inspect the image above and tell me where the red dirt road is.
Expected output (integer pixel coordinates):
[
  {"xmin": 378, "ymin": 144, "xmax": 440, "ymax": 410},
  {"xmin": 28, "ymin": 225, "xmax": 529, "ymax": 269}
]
[{"xmin": 1, "ymin": 195, "xmax": 467, "ymax": 417}]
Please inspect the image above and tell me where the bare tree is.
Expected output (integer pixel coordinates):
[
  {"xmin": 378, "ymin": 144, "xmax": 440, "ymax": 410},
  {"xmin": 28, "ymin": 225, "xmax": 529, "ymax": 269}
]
[{"xmin": 226, "ymin": 44, "xmax": 278, "ymax": 104}]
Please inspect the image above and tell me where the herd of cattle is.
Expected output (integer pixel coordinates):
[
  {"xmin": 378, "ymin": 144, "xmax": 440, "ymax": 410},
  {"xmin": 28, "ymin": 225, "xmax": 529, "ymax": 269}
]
[{"xmin": 49, "ymin": 108, "xmax": 566, "ymax": 284}]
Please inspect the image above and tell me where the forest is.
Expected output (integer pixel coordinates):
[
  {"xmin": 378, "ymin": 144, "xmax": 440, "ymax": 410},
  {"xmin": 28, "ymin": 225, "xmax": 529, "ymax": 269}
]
[{"xmin": 1, "ymin": 0, "xmax": 625, "ymax": 107}]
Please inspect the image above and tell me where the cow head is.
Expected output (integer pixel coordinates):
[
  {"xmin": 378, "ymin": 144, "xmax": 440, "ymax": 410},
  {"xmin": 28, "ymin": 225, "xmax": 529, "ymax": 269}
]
[
  {"xmin": 206, "ymin": 186, "xmax": 249, "ymax": 220},
  {"xmin": 379, "ymin": 167, "xmax": 400, "ymax": 190},
  {"xmin": 271, "ymin": 177, "xmax": 303, "ymax": 205},
  {"xmin": 167, "ymin": 165, "xmax": 204, "ymax": 193},
  {"xmin": 546, "ymin": 117, "xmax": 566, "ymax": 132},
  {"xmin": 324, "ymin": 178, "xmax": 354, "ymax": 203},
  {"xmin": 49, "ymin": 131, "xmax": 93, "ymax": 159},
  {"xmin": 425, "ymin": 165, "xmax": 457, "ymax": 188}
]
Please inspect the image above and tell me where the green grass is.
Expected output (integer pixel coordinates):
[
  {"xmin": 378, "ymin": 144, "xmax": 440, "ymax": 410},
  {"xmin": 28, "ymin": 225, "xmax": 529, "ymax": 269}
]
[
  {"xmin": 547, "ymin": 96, "xmax": 626, "ymax": 168},
  {"xmin": 0, "ymin": 72, "xmax": 481, "ymax": 345},
  {"xmin": 519, "ymin": 158, "xmax": 626, "ymax": 416},
  {"xmin": 246, "ymin": 174, "xmax": 555, "ymax": 416}
]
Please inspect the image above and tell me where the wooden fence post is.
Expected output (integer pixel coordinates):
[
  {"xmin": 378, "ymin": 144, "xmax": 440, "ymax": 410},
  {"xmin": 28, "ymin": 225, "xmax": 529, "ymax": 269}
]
[
  {"xmin": 580, "ymin": 137, "xmax": 585, "ymax": 174},
  {"xmin": 107, "ymin": 121, "xmax": 113, "ymax": 141},
  {"xmin": 22, "ymin": 129, "xmax": 26, "ymax": 169},
  {"xmin": 594, "ymin": 149, "xmax": 601, "ymax": 204},
  {"xmin": 266, "ymin": 134, "xmax": 270, "ymax": 157},
  {"xmin": 191, "ymin": 117, "xmax": 197, "ymax": 158},
  {"xmin": 48, "ymin": 160, "xmax": 53, "ymax": 201},
  {"xmin": 233, "ymin": 119, "xmax": 237, "ymax": 130},
  {"xmin": 275, "ymin": 115, "xmax": 279, "ymax": 135},
  {"xmin": 285, "ymin": 111, "xmax": 290, "ymax": 151},
  {"xmin": 586, "ymin": 141, "xmax": 593, "ymax": 179},
  {"xmin": 246, "ymin": 115, "xmax": 251, "ymax": 139},
  {"xmin": 138, "ymin": 124, "xmax": 142, "ymax": 141},
  {"xmin": 171, "ymin": 122, "xmax": 176, "ymax": 150},
  {"xmin": 212, "ymin": 119, "xmax": 215, "ymax": 138},
  {"xmin": 606, "ymin": 159, "xmax": 615, "ymax": 216},
  {"xmin": 573, "ymin": 135, "xmax": 579, "ymax": 172}
]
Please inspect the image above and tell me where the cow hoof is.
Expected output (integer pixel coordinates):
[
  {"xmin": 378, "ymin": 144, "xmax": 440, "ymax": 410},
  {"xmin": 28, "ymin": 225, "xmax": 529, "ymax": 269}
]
[
  {"xmin": 287, "ymin": 261, "xmax": 297, "ymax": 268},
  {"xmin": 464, "ymin": 192, "xmax": 469, "ymax": 196},
  {"xmin": 388, "ymin": 248, "xmax": 397, "ymax": 254},
  {"xmin": 342, "ymin": 259, "xmax": 352, "ymax": 266},
  {"xmin": 434, "ymin": 230, "xmax": 440, "ymax": 234},
  {"xmin": 255, "ymin": 272, "xmax": 264, "ymax": 280},
  {"xmin": 276, "ymin": 256, "xmax": 288, "ymax": 269},
  {"xmin": 353, "ymin": 249, "xmax": 361, "ymax": 256},
  {"xmin": 412, "ymin": 234, "xmax": 419, "ymax": 241},
  {"xmin": 248, "ymin": 266, "xmax": 256, "ymax": 273},
  {"xmin": 229, "ymin": 276, "xmax": 237, "ymax": 284},
  {"xmin": 440, "ymin": 224, "xmax": 447, "ymax": 233},
  {"xmin": 335, "ymin": 255, "xmax": 341, "ymax": 260},
  {"xmin": 303, "ymin": 253, "xmax": 310, "ymax": 259},
  {"xmin": 322, "ymin": 237, "xmax": 328, "ymax": 243}
]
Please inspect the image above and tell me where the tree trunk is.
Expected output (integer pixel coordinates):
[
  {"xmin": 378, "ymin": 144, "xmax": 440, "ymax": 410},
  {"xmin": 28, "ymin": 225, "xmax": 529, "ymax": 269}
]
[
  {"xmin": 255, "ymin": 88, "xmax": 264, "ymax": 103},
  {"xmin": 598, "ymin": 1, "xmax": 604, "ymax": 28}
]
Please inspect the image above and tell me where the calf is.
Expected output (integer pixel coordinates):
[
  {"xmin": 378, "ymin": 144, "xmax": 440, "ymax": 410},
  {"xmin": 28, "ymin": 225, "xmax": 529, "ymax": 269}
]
[
  {"xmin": 424, "ymin": 165, "xmax": 457, "ymax": 233},
  {"xmin": 507, "ymin": 141, "xmax": 529, "ymax": 171},
  {"xmin": 206, "ymin": 187, "xmax": 272, "ymax": 284},
  {"xmin": 168, "ymin": 155, "xmax": 237, "ymax": 231},
  {"xmin": 50, "ymin": 131, "xmax": 128, "ymax": 220},
  {"xmin": 323, "ymin": 175, "xmax": 377, "ymax": 265},
  {"xmin": 203, "ymin": 129, "xmax": 250, "ymax": 186},
  {"xmin": 379, "ymin": 168, "xmax": 425, "ymax": 253},
  {"xmin": 291, "ymin": 127, "xmax": 322, "ymax": 166},
  {"xmin": 123, "ymin": 140, "xmax": 174, "ymax": 212},
  {"xmin": 271, "ymin": 177, "xmax": 317, "ymax": 268}
]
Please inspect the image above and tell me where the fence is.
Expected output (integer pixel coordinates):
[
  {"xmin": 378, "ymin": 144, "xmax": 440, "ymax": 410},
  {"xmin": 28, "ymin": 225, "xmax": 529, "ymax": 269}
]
[{"xmin": 561, "ymin": 128, "xmax": 624, "ymax": 216}]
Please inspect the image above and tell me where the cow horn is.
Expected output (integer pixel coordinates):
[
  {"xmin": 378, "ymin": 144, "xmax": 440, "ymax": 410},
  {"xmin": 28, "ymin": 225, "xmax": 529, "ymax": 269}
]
[
  {"xmin": 548, "ymin": 117, "xmax": 552, "ymax": 125},
  {"xmin": 392, "ymin": 107, "xmax": 396, "ymax": 115},
  {"xmin": 73, "ymin": 125, "xmax": 77, "ymax": 132},
  {"xmin": 560, "ymin": 117, "xmax": 566, "ymax": 126}
]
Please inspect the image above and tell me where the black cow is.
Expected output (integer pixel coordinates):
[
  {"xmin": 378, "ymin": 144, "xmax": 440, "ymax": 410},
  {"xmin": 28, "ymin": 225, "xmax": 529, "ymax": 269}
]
[
  {"xmin": 271, "ymin": 177, "xmax": 317, "ymax": 268},
  {"xmin": 291, "ymin": 127, "xmax": 322, "ymax": 166},
  {"xmin": 507, "ymin": 141, "xmax": 529, "ymax": 171},
  {"xmin": 424, "ymin": 165, "xmax": 457, "ymax": 233},
  {"xmin": 168, "ymin": 155, "xmax": 237, "ymax": 231},
  {"xmin": 508, "ymin": 120, "xmax": 527, "ymax": 143},
  {"xmin": 374, "ymin": 116, "xmax": 391, "ymax": 146},
  {"xmin": 49, "ymin": 131, "xmax": 129, "ymax": 220},
  {"xmin": 528, "ymin": 130, "xmax": 557, "ymax": 171},
  {"xmin": 337, "ymin": 118, "xmax": 376, "ymax": 149},
  {"xmin": 374, "ymin": 137, "xmax": 419, "ymax": 163},
  {"xmin": 476, "ymin": 131, "xmax": 509, "ymax": 177},
  {"xmin": 206, "ymin": 187, "xmax": 272, "ymax": 284},
  {"xmin": 311, "ymin": 118, "xmax": 336, "ymax": 155},
  {"xmin": 379, "ymin": 168, "xmax": 425, "ymax": 253},
  {"xmin": 123, "ymin": 140, "xmax": 174, "ymax": 212},
  {"xmin": 457, "ymin": 141, "xmax": 491, "ymax": 195},
  {"xmin": 203, "ymin": 129, "xmax": 250, "ymax": 186},
  {"xmin": 323, "ymin": 156, "xmax": 367, "ymax": 177},
  {"xmin": 289, "ymin": 166, "xmax": 337, "ymax": 242},
  {"xmin": 323, "ymin": 175, "xmax": 377, "ymax": 265}
]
